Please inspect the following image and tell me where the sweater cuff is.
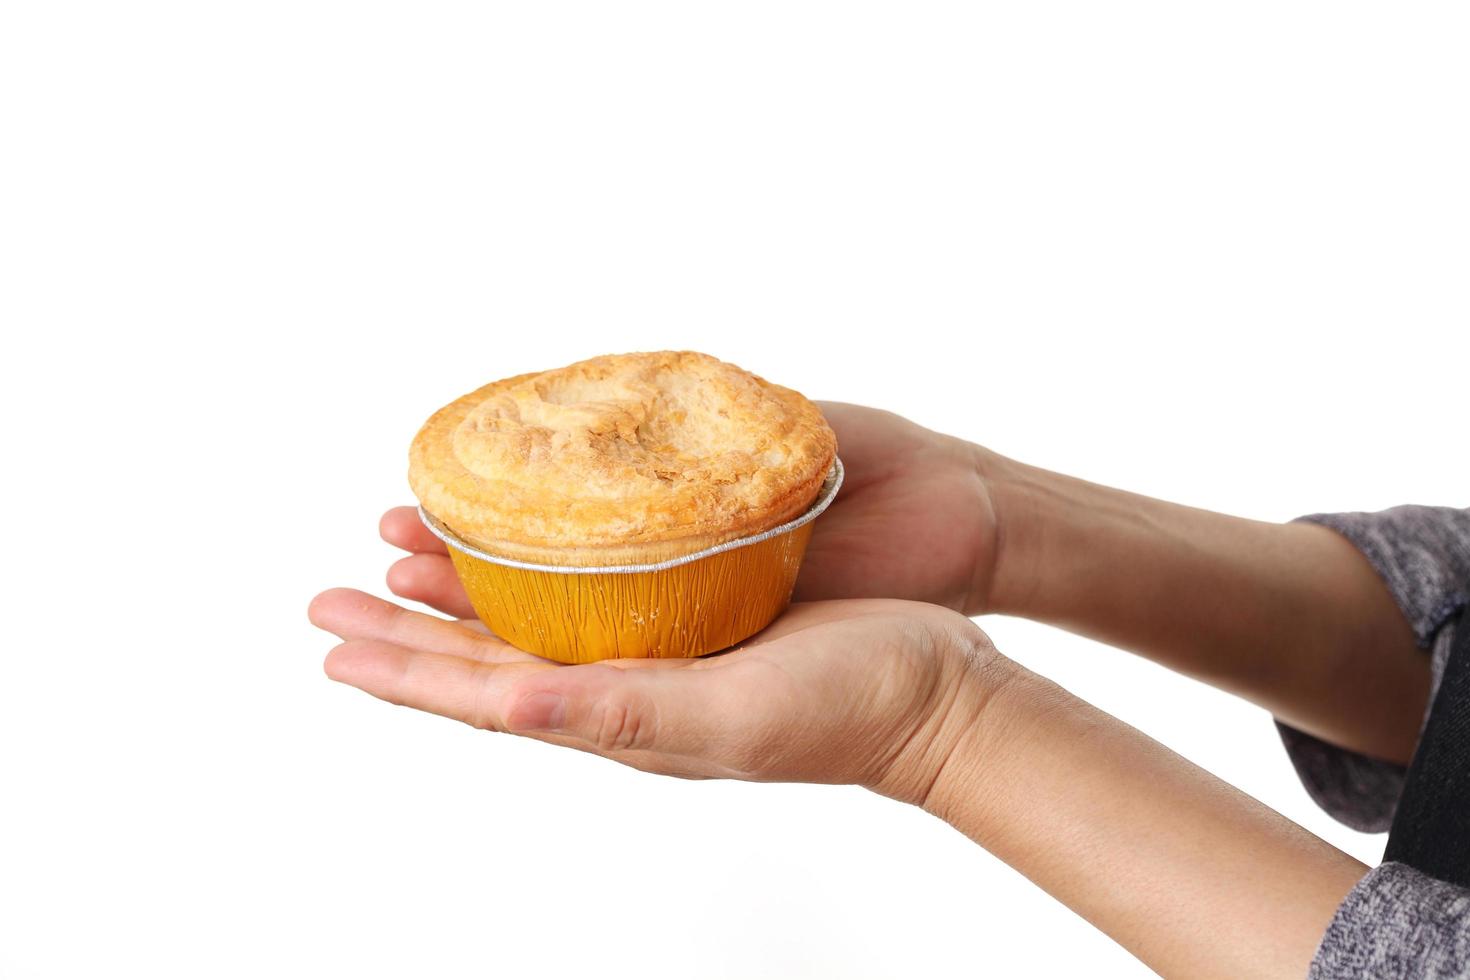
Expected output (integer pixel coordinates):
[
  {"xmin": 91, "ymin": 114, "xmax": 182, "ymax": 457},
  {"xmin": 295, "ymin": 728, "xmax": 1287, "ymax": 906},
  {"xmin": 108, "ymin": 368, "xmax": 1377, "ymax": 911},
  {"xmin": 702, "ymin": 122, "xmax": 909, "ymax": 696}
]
[
  {"xmin": 1275, "ymin": 507, "xmax": 1468, "ymax": 830},
  {"xmin": 1297, "ymin": 507, "xmax": 1470, "ymax": 648},
  {"xmin": 1310, "ymin": 862, "xmax": 1470, "ymax": 979},
  {"xmin": 1275, "ymin": 721, "xmax": 1404, "ymax": 833}
]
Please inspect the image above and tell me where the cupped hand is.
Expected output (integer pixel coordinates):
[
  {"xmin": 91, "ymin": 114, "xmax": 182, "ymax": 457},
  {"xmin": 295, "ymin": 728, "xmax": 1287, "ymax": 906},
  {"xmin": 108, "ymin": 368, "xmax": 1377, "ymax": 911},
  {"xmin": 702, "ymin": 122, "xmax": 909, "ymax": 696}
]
[
  {"xmin": 378, "ymin": 401, "xmax": 1000, "ymax": 618},
  {"xmin": 309, "ymin": 588, "xmax": 1005, "ymax": 804}
]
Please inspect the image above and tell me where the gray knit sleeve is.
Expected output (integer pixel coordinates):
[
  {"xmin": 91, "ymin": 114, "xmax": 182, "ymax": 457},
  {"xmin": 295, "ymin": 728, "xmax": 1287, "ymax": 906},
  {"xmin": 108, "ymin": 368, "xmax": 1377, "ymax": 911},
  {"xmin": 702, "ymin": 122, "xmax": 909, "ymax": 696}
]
[
  {"xmin": 1303, "ymin": 507, "xmax": 1470, "ymax": 644},
  {"xmin": 1309, "ymin": 863, "xmax": 1470, "ymax": 979},
  {"xmin": 1275, "ymin": 506, "xmax": 1470, "ymax": 832}
]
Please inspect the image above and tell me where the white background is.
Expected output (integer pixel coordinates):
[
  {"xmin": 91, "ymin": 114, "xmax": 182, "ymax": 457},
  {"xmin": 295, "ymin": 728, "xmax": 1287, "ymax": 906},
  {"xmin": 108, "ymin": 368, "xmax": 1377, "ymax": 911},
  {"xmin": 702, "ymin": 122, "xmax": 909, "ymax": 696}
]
[{"xmin": 2, "ymin": 2, "xmax": 1466, "ymax": 977}]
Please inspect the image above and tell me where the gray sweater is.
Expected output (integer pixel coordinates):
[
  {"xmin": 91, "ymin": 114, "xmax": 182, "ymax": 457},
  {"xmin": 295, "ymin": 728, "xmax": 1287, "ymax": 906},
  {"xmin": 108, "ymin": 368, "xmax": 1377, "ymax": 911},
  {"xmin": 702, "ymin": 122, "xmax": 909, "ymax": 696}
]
[{"xmin": 1276, "ymin": 506, "xmax": 1470, "ymax": 978}]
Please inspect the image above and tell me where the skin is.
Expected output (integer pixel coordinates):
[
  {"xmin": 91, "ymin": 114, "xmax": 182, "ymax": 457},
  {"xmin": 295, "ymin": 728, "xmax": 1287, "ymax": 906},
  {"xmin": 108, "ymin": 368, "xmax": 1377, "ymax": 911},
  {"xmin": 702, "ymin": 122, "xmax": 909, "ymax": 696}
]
[{"xmin": 312, "ymin": 401, "xmax": 1431, "ymax": 979}]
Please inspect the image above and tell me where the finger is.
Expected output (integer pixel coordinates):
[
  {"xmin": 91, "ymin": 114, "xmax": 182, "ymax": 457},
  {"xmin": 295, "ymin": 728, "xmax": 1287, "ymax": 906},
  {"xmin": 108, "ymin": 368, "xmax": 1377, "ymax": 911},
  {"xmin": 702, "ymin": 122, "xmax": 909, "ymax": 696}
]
[
  {"xmin": 810, "ymin": 401, "xmax": 917, "ymax": 488},
  {"xmin": 325, "ymin": 639, "xmax": 554, "ymax": 729},
  {"xmin": 811, "ymin": 401, "xmax": 882, "ymax": 460},
  {"xmin": 380, "ymin": 506, "xmax": 450, "ymax": 555},
  {"xmin": 309, "ymin": 588, "xmax": 539, "ymax": 664},
  {"xmin": 500, "ymin": 659, "xmax": 779, "ymax": 776},
  {"xmin": 386, "ymin": 553, "xmax": 478, "ymax": 619},
  {"xmin": 324, "ymin": 640, "xmax": 724, "ymax": 778}
]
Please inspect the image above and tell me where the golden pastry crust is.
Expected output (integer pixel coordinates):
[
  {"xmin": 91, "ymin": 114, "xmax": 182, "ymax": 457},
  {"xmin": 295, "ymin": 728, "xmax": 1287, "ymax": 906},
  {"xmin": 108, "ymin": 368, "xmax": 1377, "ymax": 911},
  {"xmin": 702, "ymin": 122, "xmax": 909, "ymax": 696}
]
[{"xmin": 408, "ymin": 351, "xmax": 837, "ymax": 565}]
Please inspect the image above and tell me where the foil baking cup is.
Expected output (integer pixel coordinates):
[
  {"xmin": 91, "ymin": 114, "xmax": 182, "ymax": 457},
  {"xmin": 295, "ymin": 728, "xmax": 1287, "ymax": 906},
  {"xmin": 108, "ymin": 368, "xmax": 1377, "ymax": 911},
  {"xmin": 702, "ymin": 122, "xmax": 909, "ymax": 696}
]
[{"xmin": 418, "ymin": 458, "xmax": 844, "ymax": 664}]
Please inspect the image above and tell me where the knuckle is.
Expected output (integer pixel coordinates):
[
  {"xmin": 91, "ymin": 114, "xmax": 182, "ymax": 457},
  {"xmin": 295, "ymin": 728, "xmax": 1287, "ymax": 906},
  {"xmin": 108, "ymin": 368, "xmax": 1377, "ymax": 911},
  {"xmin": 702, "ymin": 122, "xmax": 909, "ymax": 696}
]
[
  {"xmin": 465, "ymin": 668, "xmax": 504, "ymax": 732},
  {"xmin": 589, "ymin": 696, "xmax": 649, "ymax": 753}
]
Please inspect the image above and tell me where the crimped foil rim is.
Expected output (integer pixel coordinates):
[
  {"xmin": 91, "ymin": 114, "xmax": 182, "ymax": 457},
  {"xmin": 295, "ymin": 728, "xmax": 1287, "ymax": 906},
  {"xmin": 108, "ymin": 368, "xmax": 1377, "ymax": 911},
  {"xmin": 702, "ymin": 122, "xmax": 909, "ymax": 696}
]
[{"xmin": 418, "ymin": 457, "xmax": 843, "ymax": 575}]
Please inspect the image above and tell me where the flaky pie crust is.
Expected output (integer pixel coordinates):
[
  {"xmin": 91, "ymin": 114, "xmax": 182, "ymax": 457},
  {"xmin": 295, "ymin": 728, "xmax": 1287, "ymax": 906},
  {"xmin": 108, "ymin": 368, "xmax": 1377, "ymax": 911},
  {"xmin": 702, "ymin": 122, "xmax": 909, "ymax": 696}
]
[{"xmin": 408, "ymin": 351, "xmax": 837, "ymax": 566}]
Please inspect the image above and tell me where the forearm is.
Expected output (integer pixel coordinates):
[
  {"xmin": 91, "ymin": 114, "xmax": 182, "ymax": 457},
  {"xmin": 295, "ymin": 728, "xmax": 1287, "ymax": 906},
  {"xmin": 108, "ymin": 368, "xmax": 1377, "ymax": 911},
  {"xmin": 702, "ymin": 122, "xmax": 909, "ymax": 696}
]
[
  {"xmin": 975, "ymin": 452, "xmax": 1429, "ymax": 763},
  {"xmin": 920, "ymin": 662, "xmax": 1366, "ymax": 980}
]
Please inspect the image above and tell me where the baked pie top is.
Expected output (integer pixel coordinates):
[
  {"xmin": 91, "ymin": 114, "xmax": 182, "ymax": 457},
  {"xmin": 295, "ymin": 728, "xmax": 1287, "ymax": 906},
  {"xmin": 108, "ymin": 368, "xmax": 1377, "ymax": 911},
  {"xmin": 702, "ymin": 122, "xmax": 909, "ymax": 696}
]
[{"xmin": 408, "ymin": 351, "xmax": 837, "ymax": 565}]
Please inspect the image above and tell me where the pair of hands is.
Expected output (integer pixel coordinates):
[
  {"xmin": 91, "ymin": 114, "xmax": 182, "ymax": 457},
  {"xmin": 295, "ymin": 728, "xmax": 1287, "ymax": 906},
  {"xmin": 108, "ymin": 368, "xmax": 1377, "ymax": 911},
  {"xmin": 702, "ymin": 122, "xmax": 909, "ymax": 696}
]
[{"xmin": 310, "ymin": 404, "xmax": 1010, "ymax": 805}]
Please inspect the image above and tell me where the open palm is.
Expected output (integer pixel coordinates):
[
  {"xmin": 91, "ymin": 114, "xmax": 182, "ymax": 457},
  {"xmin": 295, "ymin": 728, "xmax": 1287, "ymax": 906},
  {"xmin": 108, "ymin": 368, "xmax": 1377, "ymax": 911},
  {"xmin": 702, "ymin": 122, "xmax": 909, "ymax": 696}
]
[{"xmin": 309, "ymin": 588, "xmax": 989, "ymax": 800}]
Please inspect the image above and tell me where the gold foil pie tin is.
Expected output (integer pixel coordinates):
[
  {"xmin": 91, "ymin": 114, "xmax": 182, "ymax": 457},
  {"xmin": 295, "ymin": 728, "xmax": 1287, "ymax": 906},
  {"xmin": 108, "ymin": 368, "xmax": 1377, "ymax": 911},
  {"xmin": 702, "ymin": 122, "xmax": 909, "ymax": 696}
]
[{"xmin": 418, "ymin": 459, "xmax": 844, "ymax": 664}]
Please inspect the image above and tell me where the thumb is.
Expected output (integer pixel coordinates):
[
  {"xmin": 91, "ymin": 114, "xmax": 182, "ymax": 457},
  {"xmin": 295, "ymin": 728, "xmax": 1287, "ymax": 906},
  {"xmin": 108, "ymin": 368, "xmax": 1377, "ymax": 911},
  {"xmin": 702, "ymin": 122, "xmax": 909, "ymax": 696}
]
[{"xmin": 502, "ymin": 662, "xmax": 778, "ymax": 775}]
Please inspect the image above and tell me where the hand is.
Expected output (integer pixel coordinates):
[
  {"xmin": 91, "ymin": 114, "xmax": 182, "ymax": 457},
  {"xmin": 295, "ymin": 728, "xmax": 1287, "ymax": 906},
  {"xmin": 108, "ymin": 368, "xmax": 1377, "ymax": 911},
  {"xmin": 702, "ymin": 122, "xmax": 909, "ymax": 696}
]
[
  {"xmin": 308, "ymin": 588, "xmax": 1007, "ymax": 804},
  {"xmin": 795, "ymin": 402, "xmax": 998, "ymax": 612},
  {"xmin": 377, "ymin": 401, "xmax": 1001, "ymax": 618}
]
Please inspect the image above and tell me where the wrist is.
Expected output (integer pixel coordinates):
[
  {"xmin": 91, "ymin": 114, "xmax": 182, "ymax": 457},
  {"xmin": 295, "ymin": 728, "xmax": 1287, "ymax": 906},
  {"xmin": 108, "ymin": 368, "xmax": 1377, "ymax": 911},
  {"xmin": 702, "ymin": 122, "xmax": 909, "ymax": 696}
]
[
  {"xmin": 865, "ymin": 617, "xmax": 1024, "ymax": 809},
  {"xmin": 965, "ymin": 445, "xmax": 1046, "ymax": 617},
  {"xmin": 918, "ymin": 664, "xmax": 1052, "ymax": 830}
]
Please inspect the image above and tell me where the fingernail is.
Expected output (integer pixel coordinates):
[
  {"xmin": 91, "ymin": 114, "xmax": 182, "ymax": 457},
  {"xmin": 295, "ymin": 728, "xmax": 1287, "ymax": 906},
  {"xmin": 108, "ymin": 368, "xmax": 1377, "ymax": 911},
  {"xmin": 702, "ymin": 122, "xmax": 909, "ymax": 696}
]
[{"xmin": 508, "ymin": 692, "xmax": 567, "ymax": 732}]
